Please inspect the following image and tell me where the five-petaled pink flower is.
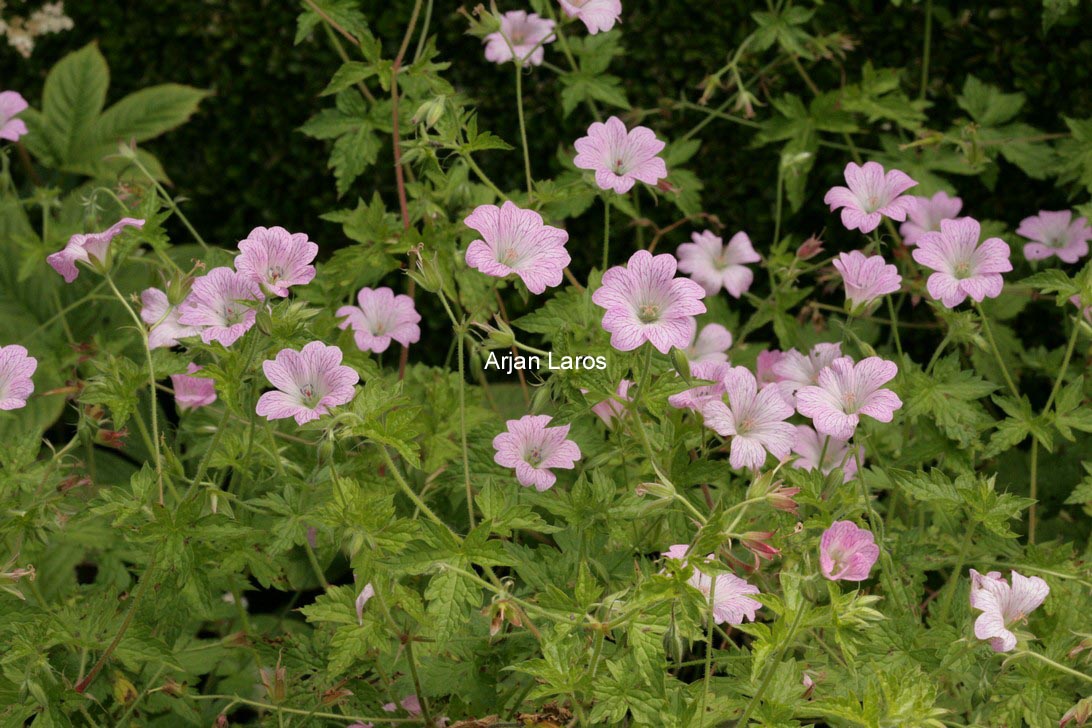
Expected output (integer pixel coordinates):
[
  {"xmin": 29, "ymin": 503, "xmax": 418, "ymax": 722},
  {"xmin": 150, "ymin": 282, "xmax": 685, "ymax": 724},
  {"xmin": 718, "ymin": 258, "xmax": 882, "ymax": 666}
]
[
  {"xmin": 701, "ymin": 366, "xmax": 795, "ymax": 470},
  {"xmin": 573, "ymin": 116, "xmax": 667, "ymax": 194},
  {"xmin": 969, "ymin": 568, "xmax": 1049, "ymax": 653},
  {"xmin": 558, "ymin": 0, "xmax": 621, "ymax": 34},
  {"xmin": 820, "ymin": 521, "xmax": 880, "ymax": 581},
  {"xmin": 912, "ymin": 217, "xmax": 1012, "ymax": 308},
  {"xmin": 756, "ymin": 350, "xmax": 786, "ymax": 389},
  {"xmin": 141, "ymin": 288, "xmax": 200, "ymax": 349},
  {"xmin": 171, "ymin": 364, "xmax": 216, "ymax": 411},
  {"xmin": 668, "ymin": 360, "xmax": 729, "ymax": 412},
  {"xmin": 663, "ymin": 545, "xmax": 762, "ymax": 625},
  {"xmin": 900, "ymin": 191, "xmax": 962, "ymax": 246},
  {"xmin": 464, "ymin": 202, "xmax": 570, "ymax": 294},
  {"xmin": 774, "ymin": 342, "xmax": 842, "ymax": 396},
  {"xmin": 337, "ymin": 286, "xmax": 421, "ymax": 353},
  {"xmin": 832, "ymin": 251, "xmax": 901, "ymax": 309},
  {"xmin": 0, "ymin": 91, "xmax": 29, "ymax": 142},
  {"xmin": 256, "ymin": 342, "xmax": 359, "ymax": 426},
  {"xmin": 824, "ymin": 161, "xmax": 917, "ymax": 234},
  {"xmin": 589, "ymin": 380, "xmax": 632, "ymax": 426},
  {"xmin": 178, "ymin": 267, "xmax": 265, "ymax": 347},
  {"xmin": 0, "ymin": 344, "xmax": 36, "ymax": 410},
  {"xmin": 676, "ymin": 230, "xmax": 760, "ymax": 298},
  {"xmin": 592, "ymin": 250, "xmax": 706, "ymax": 353},
  {"xmin": 796, "ymin": 356, "xmax": 902, "ymax": 440},
  {"xmin": 493, "ymin": 414, "xmax": 581, "ymax": 491},
  {"xmin": 234, "ymin": 226, "xmax": 318, "ymax": 297},
  {"xmin": 791, "ymin": 425, "xmax": 860, "ymax": 483},
  {"xmin": 483, "ymin": 11, "xmax": 555, "ymax": 67},
  {"xmin": 685, "ymin": 323, "xmax": 733, "ymax": 364},
  {"xmin": 46, "ymin": 218, "xmax": 145, "ymax": 283},
  {"xmin": 1017, "ymin": 210, "xmax": 1091, "ymax": 264}
]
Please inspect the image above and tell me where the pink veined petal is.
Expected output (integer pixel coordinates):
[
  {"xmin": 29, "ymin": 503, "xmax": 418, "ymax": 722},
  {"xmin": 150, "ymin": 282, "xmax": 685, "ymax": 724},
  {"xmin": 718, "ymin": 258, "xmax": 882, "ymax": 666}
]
[
  {"xmin": 256, "ymin": 390, "xmax": 302, "ymax": 421},
  {"xmin": 721, "ymin": 266, "xmax": 754, "ymax": 299},
  {"xmin": 729, "ymin": 435, "xmax": 768, "ymax": 470}
]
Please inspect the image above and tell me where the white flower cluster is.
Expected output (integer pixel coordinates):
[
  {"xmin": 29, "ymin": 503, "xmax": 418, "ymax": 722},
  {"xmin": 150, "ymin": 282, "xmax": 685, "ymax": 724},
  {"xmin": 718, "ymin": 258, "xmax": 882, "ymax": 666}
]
[{"xmin": 0, "ymin": 1, "xmax": 74, "ymax": 58}]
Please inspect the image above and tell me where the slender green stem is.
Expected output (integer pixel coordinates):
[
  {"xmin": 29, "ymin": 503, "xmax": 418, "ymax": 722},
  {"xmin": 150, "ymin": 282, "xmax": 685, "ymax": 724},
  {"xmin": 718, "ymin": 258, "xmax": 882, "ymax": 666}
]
[
  {"xmin": 186, "ymin": 694, "xmax": 417, "ymax": 723},
  {"xmin": 514, "ymin": 63, "xmax": 533, "ymax": 197},
  {"xmin": 925, "ymin": 332, "xmax": 951, "ymax": 374},
  {"xmin": 1029, "ymin": 439, "xmax": 1039, "ymax": 544},
  {"xmin": 128, "ymin": 155, "xmax": 209, "ymax": 252},
  {"xmin": 773, "ymin": 162, "xmax": 784, "ymax": 247},
  {"xmin": 303, "ymin": 540, "xmax": 330, "ymax": 590},
  {"xmin": 1044, "ymin": 319, "xmax": 1080, "ymax": 412},
  {"xmin": 542, "ymin": 4, "xmax": 600, "ymax": 120},
  {"xmin": 404, "ymin": 639, "xmax": 434, "ymax": 725},
  {"xmin": 920, "ymin": 0, "xmax": 934, "ymax": 100},
  {"xmin": 105, "ymin": 273, "xmax": 165, "ymax": 504},
  {"xmin": 937, "ymin": 523, "xmax": 976, "ymax": 622},
  {"xmin": 379, "ymin": 446, "xmax": 459, "ymax": 543},
  {"xmin": 886, "ymin": 295, "xmax": 904, "ymax": 359},
  {"xmin": 602, "ymin": 197, "xmax": 611, "ymax": 270},
  {"xmin": 736, "ymin": 600, "xmax": 806, "ymax": 725},
  {"xmin": 1007, "ymin": 650, "xmax": 1092, "ymax": 684},
  {"xmin": 975, "ymin": 303, "xmax": 1019, "ymax": 398},
  {"xmin": 461, "ymin": 153, "xmax": 509, "ymax": 201},
  {"xmin": 438, "ymin": 291, "xmax": 475, "ymax": 528},
  {"xmin": 187, "ymin": 404, "xmax": 232, "ymax": 498}
]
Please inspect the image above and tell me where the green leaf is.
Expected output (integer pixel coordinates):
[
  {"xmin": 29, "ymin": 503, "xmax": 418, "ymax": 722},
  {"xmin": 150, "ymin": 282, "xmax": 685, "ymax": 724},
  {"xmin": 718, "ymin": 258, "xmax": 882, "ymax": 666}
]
[
  {"xmin": 94, "ymin": 85, "xmax": 210, "ymax": 144},
  {"xmin": 36, "ymin": 42, "xmax": 109, "ymax": 165},
  {"xmin": 424, "ymin": 562, "xmax": 479, "ymax": 638},
  {"xmin": 560, "ymin": 73, "xmax": 630, "ymax": 117},
  {"xmin": 956, "ymin": 75, "xmax": 1025, "ymax": 126},
  {"xmin": 321, "ymin": 61, "xmax": 376, "ymax": 96}
]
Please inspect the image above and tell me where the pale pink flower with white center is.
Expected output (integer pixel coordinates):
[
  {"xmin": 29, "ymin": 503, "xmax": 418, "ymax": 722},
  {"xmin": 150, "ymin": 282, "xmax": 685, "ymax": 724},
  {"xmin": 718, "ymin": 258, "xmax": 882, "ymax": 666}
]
[
  {"xmin": 0, "ymin": 345, "xmax": 36, "ymax": 410},
  {"xmin": 912, "ymin": 217, "xmax": 1012, "ymax": 308},
  {"xmin": 573, "ymin": 116, "xmax": 667, "ymax": 194},
  {"xmin": 592, "ymin": 250, "xmax": 706, "ymax": 353},
  {"xmin": 1017, "ymin": 210, "xmax": 1091, "ymax": 264},
  {"xmin": 756, "ymin": 350, "xmax": 786, "ymax": 388},
  {"xmin": 832, "ymin": 251, "xmax": 901, "ymax": 309},
  {"xmin": 558, "ymin": 0, "xmax": 621, "ymax": 34},
  {"xmin": 177, "ymin": 267, "xmax": 265, "ymax": 347},
  {"xmin": 589, "ymin": 380, "xmax": 632, "ymax": 426},
  {"xmin": 900, "ymin": 191, "xmax": 962, "ymax": 246},
  {"xmin": 796, "ymin": 356, "xmax": 902, "ymax": 440},
  {"xmin": 773, "ymin": 343, "xmax": 842, "ymax": 396},
  {"xmin": 493, "ymin": 415, "xmax": 581, "ymax": 491},
  {"xmin": 234, "ymin": 226, "xmax": 318, "ymax": 297},
  {"xmin": 140, "ymin": 288, "xmax": 200, "ymax": 349},
  {"xmin": 337, "ymin": 287, "xmax": 421, "ymax": 353},
  {"xmin": 668, "ymin": 360, "xmax": 729, "ymax": 412},
  {"xmin": 464, "ymin": 202, "xmax": 570, "ymax": 294},
  {"xmin": 256, "ymin": 342, "xmax": 359, "ymax": 426},
  {"xmin": 0, "ymin": 91, "xmax": 29, "ymax": 142},
  {"xmin": 171, "ymin": 364, "xmax": 216, "ymax": 411},
  {"xmin": 46, "ymin": 218, "xmax": 145, "ymax": 283},
  {"xmin": 823, "ymin": 161, "xmax": 917, "ymax": 234},
  {"xmin": 355, "ymin": 583, "xmax": 375, "ymax": 625},
  {"xmin": 676, "ymin": 230, "xmax": 760, "ymax": 298},
  {"xmin": 819, "ymin": 521, "xmax": 879, "ymax": 582},
  {"xmin": 685, "ymin": 323, "xmax": 733, "ymax": 364},
  {"xmin": 483, "ymin": 11, "xmax": 555, "ymax": 67},
  {"xmin": 700, "ymin": 366, "xmax": 795, "ymax": 470},
  {"xmin": 969, "ymin": 568, "xmax": 1049, "ymax": 653},
  {"xmin": 791, "ymin": 425, "xmax": 859, "ymax": 483},
  {"xmin": 663, "ymin": 545, "xmax": 762, "ymax": 625}
]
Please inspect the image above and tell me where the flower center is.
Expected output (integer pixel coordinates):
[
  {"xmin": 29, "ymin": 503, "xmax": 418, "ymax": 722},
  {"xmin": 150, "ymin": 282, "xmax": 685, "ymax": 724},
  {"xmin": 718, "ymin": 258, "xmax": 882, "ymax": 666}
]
[
  {"xmin": 372, "ymin": 321, "xmax": 387, "ymax": 336},
  {"xmin": 499, "ymin": 246, "xmax": 522, "ymax": 268},
  {"xmin": 637, "ymin": 302, "xmax": 661, "ymax": 324},
  {"xmin": 952, "ymin": 261, "xmax": 972, "ymax": 280},
  {"xmin": 223, "ymin": 304, "xmax": 245, "ymax": 325},
  {"xmin": 864, "ymin": 194, "xmax": 881, "ymax": 212},
  {"xmin": 613, "ymin": 157, "xmax": 627, "ymax": 174},
  {"xmin": 299, "ymin": 383, "xmax": 320, "ymax": 408},
  {"xmin": 267, "ymin": 265, "xmax": 284, "ymax": 282},
  {"xmin": 1048, "ymin": 236, "xmax": 1068, "ymax": 249},
  {"xmin": 525, "ymin": 446, "xmax": 543, "ymax": 466},
  {"xmin": 843, "ymin": 391, "xmax": 859, "ymax": 413},
  {"xmin": 510, "ymin": 31, "xmax": 526, "ymax": 45}
]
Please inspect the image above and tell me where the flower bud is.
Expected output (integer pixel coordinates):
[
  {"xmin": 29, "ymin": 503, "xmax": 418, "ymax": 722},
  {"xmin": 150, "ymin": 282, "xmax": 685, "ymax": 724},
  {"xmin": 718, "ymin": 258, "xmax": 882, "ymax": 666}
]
[
  {"xmin": 1061, "ymin": 697, "xmax": 1092, "ymax": 728},
  {"xmin": 474, "ymin": 317, "xmax": 516, "ymax": 350},
  {"xmin": 796, "ymin": 235, "xmax": 824, "ymax": 261},
  {"xmin": 412, "ymin": 97, "xmax": 446, "ymax": 129},
  {"xmin": 409, "ymin": 245, "xmax": 444, "ymax": 294},
  {"xmin": 740, "ymin": 531, "xmax": 780, "ymax": 561},
  {"xmin": 255, "ymin": 305, "xmax": 274, "ymax": 337},
  {"xmin": 635, "ymin": 480, "xmax": 676, "ymax": 500},
  {"xmin": 671, "ymin": 348, "xmax": 692, "ymax": 380},
  {"xmin": 259, "ymin": 664, "xmax": 287, "ymax": 704},
  {"xmin": 766, "ymin": 485, "xmax": 800, "ymax": 516}
]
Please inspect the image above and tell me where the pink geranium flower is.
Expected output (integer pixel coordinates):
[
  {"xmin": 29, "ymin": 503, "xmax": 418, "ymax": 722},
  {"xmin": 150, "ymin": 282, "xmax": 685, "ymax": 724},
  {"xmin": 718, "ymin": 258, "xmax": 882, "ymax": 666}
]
[
  {"xmin": 234, "ymin": 226, "xmax": 318, "ymax": 297},
  {"xmin": 1017, "ymin": 210, "xmax": 1091, "ymax": 264},
  {"xmin": 46, "ymin": 218, "xmax": 145, "ymax": 283},
  {"xmin": 700, "ymin": 366, "xmax": 795, "ymax": 470},
  {"xmin": 383, "ymin": 695, "xmax": 422, "ymax": 716},
  {"xmin": 676, "ymin": 230, "xmax": 760, "ymax": 298},
  {"xmin": 589, "ymin": 380, "xmax": 632, "ymax": 426},
  {"xmin": 591, "ymin": 250, "xmax": 706, "ymax": 353},
  {"xmin": 824, "ymin": 161, "xmax": 917, "ymax": 234},
  {"xmin": 969, "ymin": 569, "xmax": 1050, "ymax": 653},
  {"xmin": 820, "ymin": 521, "xmax": 880, "ymax": 581},
  {"xmin": 573, "ymin": 116, "xmax": 667, "ymax": 194},
  {"xmin": 178, "ymin": 267, "xmax": 265, "ymax": 347},
  {"xmin": 558, "ymin": 0, "xmax": 622, "ymax": 34},
  {"xmin": 668, "ymin": 360, "xmax": 729, "ymax": 412},
  {"xmin": 912, "ymin": 217, "xmax": 1012, "ymax": 308},
  {"xmin": 492, "ymin": 415, "xmax": 581, "ymax": 491},
  {"xmin": 773, "ymin": 342, "xmax": 842, "ymax": 395},
  {"xmin": 796, "ymin": 356, "xmax": 902, "ymax": 440},
  {"xmin": 832, "ymin": 251, "xmax": 901, "ymax": 309},
  {"xmin": 464, "ymin": 202, "xmax": 570, "ymax": 295},
  {"xmin": 337, "ymin": 287, "xmax": 421, "ymax": 353},
  {"xmin": 685, "ymin": 323, "xmax": 733, "ymax": 364},
  {"xmin": 171, "ymin": 364, "xmax": 216, "ymax": 411},
  {"xmin": 663, "ymin": 545, "xmax": 761, "ymax": 625},
  {"xmin": 483, "ymin": 11, "xmax": 555, "ymax": 67},
  {"xmin": 756, "ymin": 350, "xmax": 786, "ymax": 388},
  {"xmin": 256, "ymin": 342, "xmax": 359, "ymax": 425},
  {"xmin": 140, "ymin": 288, "xmax": 200, "ymax": 349},
  {"xmin": 0, "ymin": 344, "xmax": 36, "ymax": 410},
  {"xmin": 355, "ymin": 583, "xmax": 375, "ymax": 625},
  {"xmin": 900, "ymin": 191, "xmax": 962, "ymax": 246},
  {"xmin": 791, "ymin": 425, "xmax": 860, "ymax": 483},
  {"xmin": 0, "ymin": 91, "xmax": 29, "ymax": 142}
]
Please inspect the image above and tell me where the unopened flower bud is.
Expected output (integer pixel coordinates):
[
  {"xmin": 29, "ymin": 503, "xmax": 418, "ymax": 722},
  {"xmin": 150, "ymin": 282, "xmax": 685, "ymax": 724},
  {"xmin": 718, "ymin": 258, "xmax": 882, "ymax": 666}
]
[
  {"xmin": 635, "ymin": 481, "xmax": 676, "ymax": 499},
  {"xmin": 741, "ymin": 531, "xmax": 780, "ymax": 561},
  {"xmin": 474, "ymin": 317, "xmax": 516, "ymax": 350},
  {"xmin": 767, "ymin": 485, "xmax": 801, "ymax": 515},
  {"xmin": 256, "ymin": 305, "xmax": 273, "ymax": 337},
  {"xmin": 671, "ymin": 348, "xmax": 692, "ymax": 380},
  {"xmin": 797, "ymin": 235, "xmax": 824, "ymax": 261},
  {"xmin": 1061, "ymin": 697, "xmax": 1092, "ymax": 728},
  {"xmin": 259, "ymin": 664, "xmax": 287, "ymax": 704},
  {"xmin": 409, "ymin": 245, "xmax": 444, "ymax": 294},
  {"xmin": 412, "ymin": 97, "xmax": 446, "ymax": 129}
]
